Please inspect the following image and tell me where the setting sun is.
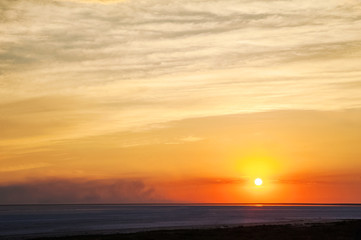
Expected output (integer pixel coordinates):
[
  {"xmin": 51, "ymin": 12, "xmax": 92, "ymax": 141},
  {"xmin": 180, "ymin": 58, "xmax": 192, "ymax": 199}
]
[{"xmin": 254, "ymin": 178, "xmax": 263, "ymax": 186}]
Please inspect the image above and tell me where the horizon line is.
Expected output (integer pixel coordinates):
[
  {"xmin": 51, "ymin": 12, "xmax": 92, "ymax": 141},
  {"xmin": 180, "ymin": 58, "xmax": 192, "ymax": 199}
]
[{"xmin": 1, "ymin": 202, "xmax": 361, "ymax": 206}]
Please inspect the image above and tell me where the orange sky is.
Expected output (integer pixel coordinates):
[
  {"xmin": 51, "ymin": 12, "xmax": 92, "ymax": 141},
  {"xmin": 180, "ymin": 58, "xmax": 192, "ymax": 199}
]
[{"xmin": 0, "ymin": 0, "xmax": 360, "ymax": 204}]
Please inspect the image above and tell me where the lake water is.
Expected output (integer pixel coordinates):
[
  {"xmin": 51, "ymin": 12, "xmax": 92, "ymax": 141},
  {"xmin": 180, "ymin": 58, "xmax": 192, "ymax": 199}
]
[{"xmin": 1, "ymin": 204, "xmax": 360, "ymax": 238}]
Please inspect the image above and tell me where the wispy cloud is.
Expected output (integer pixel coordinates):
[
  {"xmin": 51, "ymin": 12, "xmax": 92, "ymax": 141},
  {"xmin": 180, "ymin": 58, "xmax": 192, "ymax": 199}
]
[
  {"xmin": 0, "ymin": 162, "xmax": 50, "ymax": 172},
  {"xmin": 1, "ymin": 0, "xmax": 360, "ymax": 142},
  {"xmin": 180, "ymin": 136, "xmax": 203, "ymax": 142},
  {"xmin": 179, "ymin": 177, "xmax": 246, "ymax": 185}
]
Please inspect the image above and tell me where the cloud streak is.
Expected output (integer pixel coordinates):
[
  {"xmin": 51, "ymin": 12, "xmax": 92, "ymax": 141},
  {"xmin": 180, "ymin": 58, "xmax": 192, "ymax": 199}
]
[{"xmin": 1, "ymin": 1, "xmax": 360, "ymax": 104}]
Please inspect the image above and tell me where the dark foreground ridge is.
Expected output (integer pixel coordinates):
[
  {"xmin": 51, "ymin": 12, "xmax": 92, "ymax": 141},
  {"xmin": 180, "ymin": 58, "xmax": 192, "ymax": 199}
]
[{"xmin": 32, "ymin": 220, "xmax": 361, "ymax": 240}]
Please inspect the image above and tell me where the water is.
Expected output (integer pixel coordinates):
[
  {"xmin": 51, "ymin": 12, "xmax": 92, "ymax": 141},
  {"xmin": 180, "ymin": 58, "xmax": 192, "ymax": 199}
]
[{"xmin": 1, "ymin": 204, "xmax": 360, "ymax": 238}]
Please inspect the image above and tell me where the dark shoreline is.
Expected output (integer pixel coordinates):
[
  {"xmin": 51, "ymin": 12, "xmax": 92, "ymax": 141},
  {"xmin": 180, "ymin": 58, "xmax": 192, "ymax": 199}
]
[{"xmin": 26, "ymin": 220, "xmax": 361, "ymax": 240}]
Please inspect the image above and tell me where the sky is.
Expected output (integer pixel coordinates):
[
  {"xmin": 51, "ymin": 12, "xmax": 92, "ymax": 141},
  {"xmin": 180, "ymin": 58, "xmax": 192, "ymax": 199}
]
[{"xmin": 0, "ymin": 0, "xmax": 360, "ymax": 204}]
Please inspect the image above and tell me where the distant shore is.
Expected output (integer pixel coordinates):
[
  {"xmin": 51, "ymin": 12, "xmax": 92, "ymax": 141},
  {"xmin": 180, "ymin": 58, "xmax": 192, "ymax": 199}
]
[{"xmin": 21, "ymin": 220, "xmax": 360, "ymax": 240}]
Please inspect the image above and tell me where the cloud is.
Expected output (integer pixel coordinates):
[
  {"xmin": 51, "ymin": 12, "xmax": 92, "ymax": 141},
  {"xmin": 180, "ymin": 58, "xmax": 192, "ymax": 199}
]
[
  {"xmin": 0, "ymin": 178, "xmax": 163, "ymax": 204},
  {"xmin": 0, "ymin": 95, "xmax": 98, "ymax": 146},
  {"xmin": 180, "ymin": 136, "xmax": 203, "ymax": 142},
  {"xmin": 0, "ymin": 162, "xmax": 50, "ymax": 172},
  {"xmin": 65, "ymin": 0, "xmax": 126, "ymax": 3},
  {"xmin": 276, "ymin": 172, "xmax": 361, "ymax": 185},
  {"xmin": 180, "ymin": 177, "xmax": 246, "ymax": 185},
  {"xmin": 165, "ymin": 135, "xmax": 204, "ymax": 145},
  {"xmin": 2, "ymin": 0, "xmax": 361, "ymax": 82},
  {"xmin": 0, "ymin": 0, "xmax": 361, "ymax": 159}
]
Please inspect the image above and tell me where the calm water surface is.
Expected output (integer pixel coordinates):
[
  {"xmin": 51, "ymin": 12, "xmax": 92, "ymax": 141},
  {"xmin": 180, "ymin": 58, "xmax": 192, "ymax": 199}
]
[{"xmin": 1, "ymin": 204, "xmax": 360, "ymax": 238}]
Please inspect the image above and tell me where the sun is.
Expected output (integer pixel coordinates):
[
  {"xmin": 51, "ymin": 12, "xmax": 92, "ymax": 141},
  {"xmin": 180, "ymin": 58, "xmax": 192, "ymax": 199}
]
[{"xmin": 254, "ymin": 178, "xmax": 263, "ymax": 186}]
